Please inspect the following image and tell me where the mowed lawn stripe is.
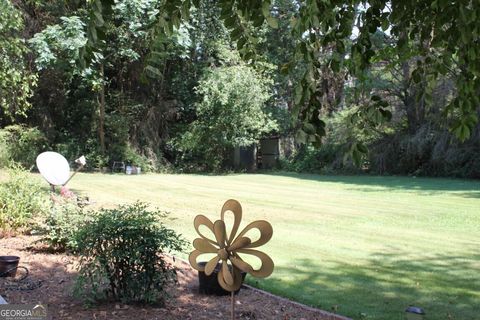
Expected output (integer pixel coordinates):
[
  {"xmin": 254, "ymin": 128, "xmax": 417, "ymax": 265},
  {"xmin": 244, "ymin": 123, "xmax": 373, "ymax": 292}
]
[{"xmin": 63, "ymin": 172, "xmax": 480, "ymax": 320}]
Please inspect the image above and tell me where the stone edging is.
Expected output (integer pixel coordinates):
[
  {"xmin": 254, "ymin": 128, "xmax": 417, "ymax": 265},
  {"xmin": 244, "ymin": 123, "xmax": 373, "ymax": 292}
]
[{"xmin": 241, "ymin": 284, "xmax": 352, "ymax": 320}]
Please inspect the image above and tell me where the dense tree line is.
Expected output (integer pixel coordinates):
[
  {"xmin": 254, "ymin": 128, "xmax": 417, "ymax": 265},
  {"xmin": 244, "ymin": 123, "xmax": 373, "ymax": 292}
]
[{"xmin": 0, "ymin": 0, "xmax": 479, "ymax": 177}]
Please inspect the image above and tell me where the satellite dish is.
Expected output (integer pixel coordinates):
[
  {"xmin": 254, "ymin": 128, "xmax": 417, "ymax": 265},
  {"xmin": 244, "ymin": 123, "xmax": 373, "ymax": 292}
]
[{"xmin": 36, "ymin": 152, "xmax": 71, "ymax": 186}]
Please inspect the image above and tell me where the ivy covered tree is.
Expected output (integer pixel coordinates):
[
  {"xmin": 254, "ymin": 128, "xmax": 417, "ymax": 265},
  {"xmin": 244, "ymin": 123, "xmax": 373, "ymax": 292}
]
[
  {"xmin": 26, "ymin": 0, "xmax": 194, "ymax": 167},
  {"xmin": 0, "ymin": 0, "xmax": 37, "ymax": 123}
]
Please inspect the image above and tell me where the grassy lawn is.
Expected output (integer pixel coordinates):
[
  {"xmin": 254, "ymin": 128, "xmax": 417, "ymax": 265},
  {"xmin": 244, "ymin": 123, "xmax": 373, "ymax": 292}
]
[{"xmin": 41, "ymin": 172, "xmax": 480, "ymax": 319}]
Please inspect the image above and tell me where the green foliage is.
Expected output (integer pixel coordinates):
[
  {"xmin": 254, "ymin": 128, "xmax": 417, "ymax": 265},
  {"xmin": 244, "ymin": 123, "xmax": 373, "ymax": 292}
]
[
  {"xmin": 369, "ymin": 125, "xmax": 480, "ymax": 178},
  {"xmin": 74, "ymin": 202, "xmax": 186, "ymax": 304},
  {"xmin": 27, "ymin": 0, "xmax": 197, "ymax": 170},
  {"xmin": 288, "ymin": 0, "xmax": 480, "ymax": 142},
  {"xmin": 195, "ymin": 66, "xmax": 276, "ymax": 147},
  {"xmin": 0, "ymin": 131, "xmax": 9, "ymax": 168},
  {"xmin": 281, "ymin": 142, "xmax": 366, "ymax": 175},
  {"xmin": 35, "ymin": 201, "xmax": 90, "ymax": 252},
  {"xmin": 83, "ymin": 144, "xmax": 109, "ymax": 170},
  {"xmin": 327, "ymin": 105, "xmax": 392, "ymax": 166},
  {"xmin": 0, "ymin": 165, "xmax": 48, "ymax": 234},
  {"xmin": 122, "ymin": 144, "xmax": 154, "ymax": 172},
  {"xmin": 7, "ymin": 0, "xmax": 478, "ymax": 177},
  {"xmin": 0, "ymin": 125, "xmax": 48, "ymax": 169},
  {"xmin": 134, "ymin": 0, "xmax": 475, "ymax": 144},
  {"xmin": 104, "ymin": 111, "xmax": 155, "ymax": 171},
  {"xmin": 0, "ymin": 0, "xmax": 37, "ymax": 121},
  {"xmin": 29, "ymin": 16, "xmax": 88, "ymax": 72},
  {"xmin": 177, "ymin": 52, "xmax": 277, "ymax": 170},
  {"xmin": 281, "ymin": 144, "xmax": 344, "ymax": 173}
]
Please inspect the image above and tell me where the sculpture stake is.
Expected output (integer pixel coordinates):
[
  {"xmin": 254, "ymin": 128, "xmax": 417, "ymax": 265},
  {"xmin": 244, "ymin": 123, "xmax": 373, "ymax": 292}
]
[
  {"xmin": 231, "ymin": 291, "xmax": 235, "ymax": 320},
  {"xmin": 189, "ymin": 199, "xmax": 274, "ymax": 320}
]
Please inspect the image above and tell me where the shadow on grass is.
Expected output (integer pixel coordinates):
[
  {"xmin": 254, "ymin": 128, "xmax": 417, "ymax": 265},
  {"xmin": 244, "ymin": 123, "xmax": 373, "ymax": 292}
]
[
  {"xmin": 253, "ymin": 250, "xmax": 480, "ymax": 320},
  {"xmin": 261, "ymin": 172, "xmax": 480, "ymax": 197}
]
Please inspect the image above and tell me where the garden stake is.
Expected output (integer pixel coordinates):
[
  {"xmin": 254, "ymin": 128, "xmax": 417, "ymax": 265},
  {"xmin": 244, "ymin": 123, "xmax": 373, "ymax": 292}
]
[
  {"xmin": 189, "ymin": 199, "xmax": 274, "ymax": 319},
  {"xmin": 231, "ymin": 291, "xmax": 235, "ymax": 320}
]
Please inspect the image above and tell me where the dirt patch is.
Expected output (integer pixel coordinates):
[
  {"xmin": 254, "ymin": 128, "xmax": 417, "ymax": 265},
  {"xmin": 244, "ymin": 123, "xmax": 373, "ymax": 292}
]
[{"xmin": 0, "ymin": 236, "xmax": 349, "ymax": 320}]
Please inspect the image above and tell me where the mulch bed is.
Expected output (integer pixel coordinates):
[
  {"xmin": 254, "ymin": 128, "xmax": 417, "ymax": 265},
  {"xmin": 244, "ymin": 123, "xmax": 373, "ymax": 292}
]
[{"xmin": 1, "ymin": 236, "xmax": 350, "ymax": 320}]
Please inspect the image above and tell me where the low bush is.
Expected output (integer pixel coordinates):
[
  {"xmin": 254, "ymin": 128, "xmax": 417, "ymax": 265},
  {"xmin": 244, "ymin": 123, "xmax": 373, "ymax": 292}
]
[
  {"xmin": 280, "ymin": 144, "xmax": 356, "ymax": 173},
  {"xmin": 122, "ymin": 144, "xmax": 155, "ymax": 172},
  {"xmin": 0, "ymin": 165, "xmax": 49, "ymax": 235},
  {"xmin": 0, "ymin": 125, "xmax": 48, "ymax": 169},
  {"xmin": 0, "ymin": 131, "xmax": 10, "ymax": 168},
  {"xmin": 35, "ymin": 200, "xmax": 89, "ymax": 251},
  {"xmin": 74, "ymin": 202, "xmax": 186, "ymax": 304}
]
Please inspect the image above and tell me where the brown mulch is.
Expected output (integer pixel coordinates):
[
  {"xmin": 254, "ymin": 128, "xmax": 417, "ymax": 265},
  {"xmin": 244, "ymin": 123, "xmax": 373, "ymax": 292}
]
[{"xmin": 0, "ymin": 236, "xmax": 349, "ymax": 320}]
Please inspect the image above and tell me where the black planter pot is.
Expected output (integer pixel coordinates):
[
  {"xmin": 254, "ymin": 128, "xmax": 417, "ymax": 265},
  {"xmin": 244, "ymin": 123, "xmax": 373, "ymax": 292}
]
[
  {"xmin": 197, "ymin": 261, "xmax": 246, "ymax": 296},
  {"xmin": 0, "ymin": 256, "xmax": 20, "ymax": 277}
]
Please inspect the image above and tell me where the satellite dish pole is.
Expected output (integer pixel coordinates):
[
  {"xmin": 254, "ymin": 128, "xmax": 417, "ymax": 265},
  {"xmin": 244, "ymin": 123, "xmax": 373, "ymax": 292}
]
[{"xmin": 63, "ymin": 155, "xmax": 87, "ymax": 187}]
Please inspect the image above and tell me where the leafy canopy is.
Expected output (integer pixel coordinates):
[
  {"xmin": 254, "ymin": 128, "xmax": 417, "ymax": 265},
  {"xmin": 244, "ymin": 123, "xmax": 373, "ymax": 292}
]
[
  {"xmin": 82, "ymin": 0, "xmax": 479, "ymax": 164},
  {"xmin": 0, "ymin": 0, "xmax": 37, "ymax": 121}
]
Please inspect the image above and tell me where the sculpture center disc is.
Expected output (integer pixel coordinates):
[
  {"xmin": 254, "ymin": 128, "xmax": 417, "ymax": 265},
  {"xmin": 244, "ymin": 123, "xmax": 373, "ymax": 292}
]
[{"xmin": 218, "ymin": 248, "xmax": 229, "ymax": 260}]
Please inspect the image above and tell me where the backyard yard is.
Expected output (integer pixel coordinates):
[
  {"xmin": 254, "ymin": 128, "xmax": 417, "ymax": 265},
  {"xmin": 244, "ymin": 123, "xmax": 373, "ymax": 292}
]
[
  {"xmin": 52, "ymin": 172, "xmax": 480, "ymax": 320},
  {"xmin": 2, "ymin": 1, "xmax": 479, "ymax": 319}
]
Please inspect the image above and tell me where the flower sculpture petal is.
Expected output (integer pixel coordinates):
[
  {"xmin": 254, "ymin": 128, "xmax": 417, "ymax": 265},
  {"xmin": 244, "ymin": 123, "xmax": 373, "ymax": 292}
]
[{"xmin": 189, "ymin": 199, "xmax": 274, "ymax": 292}]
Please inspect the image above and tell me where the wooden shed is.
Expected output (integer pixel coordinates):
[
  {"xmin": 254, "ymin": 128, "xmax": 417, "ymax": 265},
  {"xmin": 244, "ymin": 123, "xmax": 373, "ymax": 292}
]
[{"xmin": 257, "ymin": 137, "xmax": 280, "ymax": 169}]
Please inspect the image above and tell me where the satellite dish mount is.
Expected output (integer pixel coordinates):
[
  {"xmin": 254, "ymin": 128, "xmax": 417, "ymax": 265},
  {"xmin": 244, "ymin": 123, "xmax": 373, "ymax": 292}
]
[{"xmin": 36, "ymin": 152, "xmax": 86, "ymax": 192}]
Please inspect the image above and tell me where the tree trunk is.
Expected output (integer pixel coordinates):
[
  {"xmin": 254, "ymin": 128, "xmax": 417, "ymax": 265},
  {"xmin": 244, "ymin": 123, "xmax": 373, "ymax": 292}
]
[
  {"xmin": 98, "ymin": 63, "xmax": 106, "ymax": 154},
  {"xmin": 402, "ymin": 60, "xmax": 425, "ymax": 134}
]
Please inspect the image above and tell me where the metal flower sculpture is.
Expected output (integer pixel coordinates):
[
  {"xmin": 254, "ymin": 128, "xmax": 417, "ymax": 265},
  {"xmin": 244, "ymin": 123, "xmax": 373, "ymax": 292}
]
[{"xmin": 189, "ymin": 199, "xmax": 274, "ymax": 292}]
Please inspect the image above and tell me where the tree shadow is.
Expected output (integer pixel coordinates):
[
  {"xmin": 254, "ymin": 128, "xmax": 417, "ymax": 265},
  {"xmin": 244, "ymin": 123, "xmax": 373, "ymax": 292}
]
[
  {"xmin": 256, "ymin": 251, "xmax": 480, "ymax": 319},
  {"xmin": 261, "ymin": 172, "xmax": 480, "ymax": 197}
]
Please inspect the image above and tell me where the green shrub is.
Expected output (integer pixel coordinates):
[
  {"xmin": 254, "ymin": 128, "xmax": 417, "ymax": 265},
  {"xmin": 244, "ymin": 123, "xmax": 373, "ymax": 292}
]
[
  {"xmin": 0, "ymin": 131, "xmax": 10, "ymax": 168},
  {"xmin": 176, "ymin": 58, "xmax": 277, "ymax": 171},
  {"xmin": 122, "ymin": 144, "xmax": 155, "ymax": 172},
  {"xmin": 368, "ymin": 124, "xmax": 480, "ymax": 178},
  {"xmin": 281, "ymin": 144, "xmax": 351, "ymax": 173},
  {"xmin": 35, "ymin": 201, "xmax": 89, "ymax": 251},
  {"xmin": 0, "ymin": 165, "xmax": 48, "ymax": 234},
  {"xmin": 74, "ymin": 202, "xmax": 186, "ymax": 304},
  {"xmin": 0, "ymin": 125, "xmax": 48, "ymax": 169}
]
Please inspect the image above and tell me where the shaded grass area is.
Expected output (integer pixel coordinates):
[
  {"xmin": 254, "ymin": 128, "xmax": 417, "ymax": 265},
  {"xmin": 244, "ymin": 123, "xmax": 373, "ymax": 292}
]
[{"xmin": 39, "ymin": 172, "xmax": 480, "ymax": 319}]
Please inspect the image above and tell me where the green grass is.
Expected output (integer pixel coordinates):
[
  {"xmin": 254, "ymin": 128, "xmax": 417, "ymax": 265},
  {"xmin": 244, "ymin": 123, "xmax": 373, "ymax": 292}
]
[{"xmin": 51, "ymin": 173, "xmax": 480, "ymax": 319}]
